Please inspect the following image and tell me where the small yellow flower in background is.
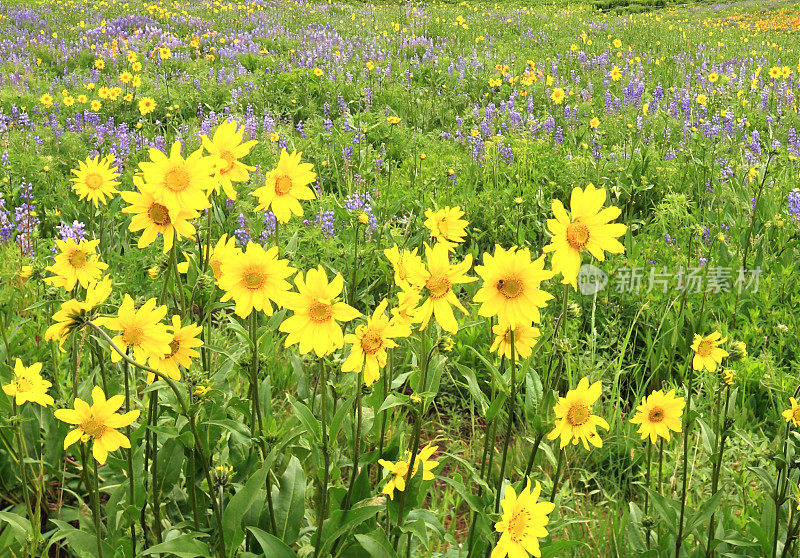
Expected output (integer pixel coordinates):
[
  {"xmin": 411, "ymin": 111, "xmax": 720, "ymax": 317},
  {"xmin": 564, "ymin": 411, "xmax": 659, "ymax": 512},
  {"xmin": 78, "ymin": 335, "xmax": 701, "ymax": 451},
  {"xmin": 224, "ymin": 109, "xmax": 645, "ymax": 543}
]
[
  {"xmin": 159, "ymin": 47, "xmax": 171, "ymax": 60},
  {"xmin": 139, "ymin": 141, "xmax": 215, "ymax": 214},
  {"xmin": 697, "ymin": 94, "xmax": 708, "ymax": 106},
  {"xmin": 490, "ymin": 321, "xmax": 540, "ymax": 360},
  {"xmin": 642, "ymin": 102, "xmax": 649, "ymax": 115},
  {"xmin": 218, "ymin": 242, "xmax": 296, "ymax": 318},
  {"xmin": 386, "ymin": 116, "xmax": 401, "ymax": 125},
  {"xmin": 194, "ymin": 382, "xmax": 212, "ymax": 397},
  {"xmin": 90, "ymin": 100, "xmax": 102, "ymax": 111},
  {"xmin": 407, "ymin": 242, "xmax": 475, "ymax": 334},
  {"xmin": 708, "ymin": 72, "xmax": 719, "ymax": 83},
  {"xmin": 177, "ymin": 234, "xmax": 240, "ymax": 281},
  {"xmin": 543, "ymin": 184, "xmax": 626, "ymax": 289},
  {"xmin": 252, "ymin": 149, "xmax": 317, "ymax": 224},
  {"xmin": 279, "ymin": 266, "xmax": 361, "ymax": 357},
  {"xmin": 548, "ymin": 377, "xmax": 609, "ymax": 450},
  {"xmin": 390, "ymin": 288, "xmax": 421, "ymax": 329},
  {"xmin": 589, "ymin": 116, "xmax": 600, "ymax": 129},
  {"xmin": 769, "ymin": 66, "xmax": 781, "ymax": 79},
  {"xmin": 148, "ymin": 267, "xmax": 159, "ymax": 279},
  {"xmin": 378, "ymin": 443, "xmax": 439, "ymax": 500},
  {"xmin": 723, "ymin": 369, "xmax": 735, "ymax": 386},
  {"xmin": 313, "ymin": 67, "xmax": 323, "ymax": 77},
  {"xmin": 55, "ymin": 386, "xmax": 140, "ymax": 465},
  {"xmin": 269, "ymin": 132, "xmax": 280, "ymax": 143},
  {"xmin": 342, "ymin": 299, "xmax": 410, "ymax": 386},
  {"xmin": 45, "ymin": 277, "xmax": 112, "ymax": 350},
  {"xmin": 40, "ymin": 93, "xmax": 54, "ymax": 108},
  {"xmin": 3, "ymin": 359, "xmax": 54, "ymax": 407},
  {"xmin": 202, "ymin": 119, "xmax": 257, "ymax": 200},
  {"xmin": 63, "ymin": 96, "xmax": 74, "ymax": 107},
  {"xmin": 384, "ymin": 244, "xmax": 426, "ymax": 290},
  {"xmin": 120, "ymin": 71, "xmax": 133, "ymax": 83},
  {"xmin": 629, "ymin": 389, "xmax": 685, "ymax": 444},
  {"xmin": 94, "ymin": 59, "xmax": 105, "ymax": 70},
  {"xmin": 45, "ymin": 238, "xmax": 108, "ymax": 291},
  {"xmin": 474, "ymin": 245, "xmax": 554, "ymax": 327},
  {"xmin": 783, "ymin": 398, "xmax": 800, "ymax": 428},
  {"xmin": 492, "ymin": 479, "xmax": 554, "ymax": 558},
  {"xmin": 423, "ymin": 206, "xmax": 468, "ymax": 249},
  {"xmin": 690, "ymin": 331, "xmax": 728, "ymax": 372},
  {"xmin": 608, "ymin": 66, "xmax": 622, "ymax": 81},
  {"xmin": 613, "ymin": 38, "xmax": 622, "ymax": 49},
  {"xmin": 121, "ymin": 178, "xmax": 198, "ymax": 254},
  {"xmin": 357, "ymin": 212, "xmax": 369, "ymax": 225},
  {"xmin": 139, "ymin": 97, "xmax": 156, "ymax": 116},
  {"xmin": 97, "ymin": 294, "xmax": 171, "ymax": 364},
  {"xmin": 70, "ymin": 154, "xmax": 120, "ymax": 207},
  {"xmin": 550, "ymin": 87, "xmax": 565, "ymax": 104},
  {"xmin": 19, "ymin": 265, "xmax": 33, "ymax": 278},
  {"xmin": 148, "ymin": 315, "xmax": 203, "ymax": 383}
]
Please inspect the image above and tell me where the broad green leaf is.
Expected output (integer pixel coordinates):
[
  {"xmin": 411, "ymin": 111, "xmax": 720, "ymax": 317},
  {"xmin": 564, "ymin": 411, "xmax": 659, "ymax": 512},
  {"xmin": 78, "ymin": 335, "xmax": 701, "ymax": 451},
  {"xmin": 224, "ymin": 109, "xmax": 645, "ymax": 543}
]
[
  {"xmin": 272, "ymin": 456, "xmax": 306, "ymax": 544},
  {"xmin": 140, "ymin": 534, "xmax": 211, "ymax": 557},
  {"xmin": 355, "ymin": 529, "xmax": 399, "ymax": 557},
  {"xmin": 222, "ymin": 462, "xmax": 270, "ymax": 556},
  {"xmin": 247, "ymin": 527, "xmax": 295, "ymax": 558}
]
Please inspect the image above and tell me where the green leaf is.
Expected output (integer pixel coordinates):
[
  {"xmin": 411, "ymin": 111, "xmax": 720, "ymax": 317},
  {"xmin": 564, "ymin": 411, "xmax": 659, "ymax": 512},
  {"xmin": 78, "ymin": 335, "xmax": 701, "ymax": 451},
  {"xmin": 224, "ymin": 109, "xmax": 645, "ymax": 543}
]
[
  {"xmin": 328, "ymin": 393, "xmax": 353, "ymax": 445},
  {"xmin": 272, "ymin": 456, "xmax": 306, "ymax": 544},
  {"xmin": 288, "ymin": 397, "xmax": 321, "ymax": 443},
  {"xmin": 140, "ymin": 534, "xmax": 211, "ymax": 557},
  {"xmin": 684, "ymin": 490, "xmax": 724, "ymax": 536},
  {"xmin": 247, "ymin": 527, "xmax": 295, "ymax": 558},
  {"xmin": 222, "ymin": 462, "xmax": 270, "ymax": 556},
  {"xmin": 378, "ymin": 392, "xmax": 410, "ymax": 414},
  {"xmin": 319, "ymin": 505, "xmax": 382, "ymax": 555},
  {"xmin": 0, "ymin": 511, "xmax": 31, "ymax": 543},
  {"xmin": 355, "ymin": 529, "xmax": 399, "ymax": 557}
]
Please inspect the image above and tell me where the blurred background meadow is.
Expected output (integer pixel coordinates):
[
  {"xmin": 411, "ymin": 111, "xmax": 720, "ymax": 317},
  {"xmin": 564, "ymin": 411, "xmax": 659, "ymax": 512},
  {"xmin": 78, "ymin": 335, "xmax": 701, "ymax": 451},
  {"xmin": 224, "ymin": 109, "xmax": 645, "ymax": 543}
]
[{"xmin": 1, "ymin": 0, "xmax": 800, "ymax": 556}]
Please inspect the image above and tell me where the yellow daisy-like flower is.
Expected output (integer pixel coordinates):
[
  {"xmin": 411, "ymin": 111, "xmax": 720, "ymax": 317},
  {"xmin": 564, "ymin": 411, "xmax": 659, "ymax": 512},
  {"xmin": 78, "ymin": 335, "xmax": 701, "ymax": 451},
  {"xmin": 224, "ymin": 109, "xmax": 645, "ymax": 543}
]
[
  {"xmin": 70, "ymin": 154, "xmax": 120, "ymax": 207},
  {"xmin": 390, "ymin": 288, "xmax": 422, "ymax": 329},
  {"xmin": 383, "ymin": 244, "xmax": 426, "ymax": 290},
  {"xmin": 177, "ymin": 234, "xmax": 240, "ymax": 281},
  {"xmin": 474, "ymin": 245, "xmax": 554, "ymax": 327},
  {"xmin": 45, "ymin": 238, "xmax": 108, "ymax": 291},
  {"xmin": 608, "ymin": 66, "xmax": 622, "ymax": 81},
  {"xmin": 202, "ymin": 119, "xmax": 257, "ymax": 200},
  {"xmin": 543, "ymin": 184, "xmax": 627, "ymax": 288},
  {"xmin": 547, "ymin": 377, "xmax": 609, "ymax": 450},
  {"xmin": 490, "ymin": 321, "xmax": 540, "ymax": 360},
  {"xmin": 44, "ymin": 277, "xmax": 113, "ymax": 350},
  {"xmin": 629, "ymin": 389, "xmax": 685, "ymax": 444},
  {"xmin": 138, "ymin": 141, "xmax": 215, "ymax": 213},
  {"xmin": 690, "ymin": 331, "xmax": 728, "ymax": 372},
  {"xmin": 342, "ymin": 299, "xmax": 410, "ymax": 386},
  {"xmin": 147, "ymin": 315, "xmax": 203, "ymax": 383},
  {"xmin": 252, "ymin": 149, "xmax": 317, "ymax": 224},
  {"xmin": 121, "ymin": 178, "xmax": 198, "ymax": 253},
  {"xmin": 279, "ymin": 266, "xmax": 361, "ymax": 357},
  {"xmin": 2, "ymin": 359, "xmax": 54, "ymax": 407},
  {"xmin": 378, "ymin": 444, "xmax": 439, "ymax": 500},
  {"xmin": 550, "ymin": 87, "xmax": 565, "ymax": 104},
  {"xmin": 491, "ymin": 480, "xmax": 555, "ymax": 558},
  {"xmin": 423, "ymin": 206, "xmax": 468, "ymax": 249},
  {"xmin": 218, "ymin": 242, "xmax": 296, "ymax": 318},
  {"xmin": 139, "ymin": 97, "xmax": 156, "ymax": 115},
  {"xmin": 54, "ymin": 386, "xmax": 140, "ymax": 465},
  {"xmin": 97, "ymin": 295, "xmax": 171, "ymax": 364},
  {"xmin": 782, "ymin": 398, "xmax": 800, "ymax": 428},
  {"xmin": 408, "ymin": 243, "xmax": 475, "ymax": 334}
]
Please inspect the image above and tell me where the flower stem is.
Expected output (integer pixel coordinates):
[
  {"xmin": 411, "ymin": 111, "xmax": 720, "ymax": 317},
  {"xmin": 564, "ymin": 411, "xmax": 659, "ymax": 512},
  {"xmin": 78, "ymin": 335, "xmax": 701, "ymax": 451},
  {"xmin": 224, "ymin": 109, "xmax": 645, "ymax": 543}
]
[
  {"xmin": 494, "ymin": 331, "xmax": 518, "ymax": 513},
  {"xmin": 645, "ymin": 441, "xmax": 652, "ymax": 549},
  {"xmin": 123, "ymin": 360, "xmax": 137, "ymax": 555},
  {"xmin": 313, "ymin": 360, "xmax": 330, "ymax": 558},
  {"xmin": 92, "ymin": 456, "xmax": 104, "ymax": 558},
  {"xmin": 549, "ymin": 448, "xmax": 565, "ymax": 503},
  {"xmin": 12, "ymin": 402, "xmax": 38, "ymax": 546},
  {"xmin": 344, "ymin": 364, "xmax": 365, "ymax": 510},
  {"xmin": 675, "ymin": 356, "xmax": 696, "ymax": 557}
]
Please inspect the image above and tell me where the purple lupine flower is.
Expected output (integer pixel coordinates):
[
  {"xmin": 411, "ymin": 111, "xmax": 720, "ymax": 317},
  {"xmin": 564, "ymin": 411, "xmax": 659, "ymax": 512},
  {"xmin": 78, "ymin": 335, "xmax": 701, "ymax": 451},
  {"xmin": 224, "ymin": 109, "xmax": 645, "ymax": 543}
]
[
  {"xmin": 234, "ymin": 213, "xmax": 251, "ymax": 246},
  {"xmin": 56, "ymin": 220, "xmax": 87, "ymax": 243}
]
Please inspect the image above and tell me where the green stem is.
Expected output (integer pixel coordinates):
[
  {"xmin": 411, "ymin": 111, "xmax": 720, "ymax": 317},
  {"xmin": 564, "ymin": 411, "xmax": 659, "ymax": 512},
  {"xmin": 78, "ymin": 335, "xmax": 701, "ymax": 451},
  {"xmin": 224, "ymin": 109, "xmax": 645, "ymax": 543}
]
[
  {"xmin": 344, "ymin": 364, "xmax": 365, "ymax": 510},
  {"xmin": 549, "ymin": 448, "xmax": 565, "ymax": 503},
  {"xmin": 494, "ymin": 331, "xmax": 518, "ymax": 513},
  {"xmin": 645, "ymin": 441, "xmax": 652, "ymax": 549},
  {"xmin": 313, "ymin": 360, "xmax": 330, "ymax": 558},
  {"xmin": 675, "ymin": 356, "xmax": 696, "ymax": 557},
  {"xmin": 92, "ymin": 457, "xmax": 104, "ymax": 558},
  {"xmin": 123, "ymin": 360, "xmax": 137, "ymax": 555},
  {"xmin": 150, "ymin": 393, "xmax": 163, "ymax": 543},
  {"xmin": 170, "ymin": 241, "xmax": 186, "ymax": 314},
  {"xmin": 13, "ymin": 402, "xmax": 38, "ymax": 545}
]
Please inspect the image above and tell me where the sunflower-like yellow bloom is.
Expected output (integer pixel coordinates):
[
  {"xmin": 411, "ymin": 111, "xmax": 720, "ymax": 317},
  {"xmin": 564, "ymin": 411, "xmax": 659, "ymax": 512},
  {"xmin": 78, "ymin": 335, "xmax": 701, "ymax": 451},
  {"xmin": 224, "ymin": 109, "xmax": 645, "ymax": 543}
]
[
  {"xmin": 378, "ymin": 444, "xmax": 439, "ymax": 500},
  {"xmin": 55, "ymin": 386, "xmax": 140, "ymax": 465},
  {"xmin": 45, "ymin": 277, "xmax": 113, "ymax": 350},
  {"xmin": 548, "ymin": 377, "xmax": 609, "ymax": 450},
  {"xmin": 45, "ymin": 238, "xmax": 108, "ymax": 291},
  {"xmin": 121, "ymin": 178, "xmax": 198, "ymax": 253},
  {"xmin": 491, "ymin": 480, "xmax": 555, "ymax": 558},
  {"xmin": 2, "ymin": 359, "xmax": 54, "ymax": 407},
  {"xmin": 147, "ymin": 315, "xmax": 203, "ymax": 383},
  {"xmin": 543, "ymin": 184, "xmax": 626, "ymax": 288},
  {"xmin": 390, "ymin": 288, "xmax": 422, "ymax": 329},
  {"xmin": 218, "ymin": 242, "xmax": 295, "ymax": 318},
  {"xmin": 408, "ymin": 243, "xmax": 475, "ymax": 334},
  {"xmin": 629, "ymin": 389, "xmax": 685, "ymax": 444},
  {"xmin": 783, "ymin": 398, "xmax": 800, "ymax": 428},
  {"xmin": 279, "ymin": 266, "xmax": 360, "ymax": 357},
  {"xmin": 70, "ymin": 154, "xmax": 120, "ymax": 207},
  {"xmin": 690, "ymin": 331, "xmax": 728, "ymax": 372},
  {"xmin": 252, "ymin": 149, "xmax": 316, "ymax": 223},
  {"xmin": 138, "ymin": 141, "xmax": 215, "ymax": 213},
  {"xmin": 474, "ymin": 246, "xmax": 554, "ymax": 327},
  {"xmin": 97, "ymin": 295, "xmax": 171, "ymax": 364},
  {"xmin": 423, "ymin": 206, "xmax": 468, "ymax": 249},
  {"xmin": 384, "ymin": 244, "xmax": 426, "ymax": 290},
  {"xmin": 490, "ymin": 321, "xmax": 540, "ymax": 360},
  {"xmin": 342, "ymin": 299, "xmax": 410, "ymax": 386},
  {"xmin": 177, "ymin": 234, "xmax": 240, "ymax": 282},
  {"xmin": 202, "ymin": 120, "xmax": 257, "ymax": 200}
]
